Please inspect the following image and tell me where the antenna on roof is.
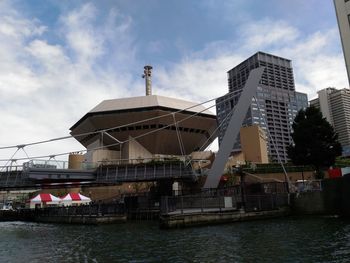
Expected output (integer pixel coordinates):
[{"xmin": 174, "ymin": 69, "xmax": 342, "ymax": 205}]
[{"xmin": 142, "ymin": 65, "xmax": 153, "ymax": 96}]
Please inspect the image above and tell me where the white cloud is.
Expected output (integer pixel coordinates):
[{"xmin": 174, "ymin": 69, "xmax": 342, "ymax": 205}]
[
  {"xmin": 0, "ymin": 2, "xmax": 348, "ymax": 163},
  {"xmin": 155, "ymin": 55, "xmax": 242, "ymax": 102},
  {"xmin": 26, "ymin": 40, "xmax": 69, "ymax": 72},
  {"xmin": 61, "ymin": 3, "xmax": 104, "ymax": 63},
  {"xmin": 0, "ymin": 5, "xmax": 47, "ymax": 99},
  {"xmin": 0, "ymin": 2, "xmax": 139, "ymax": 163},
  {"xmin": 0, "ymin": 15, "xmax": 45, "ymax": 39},
  {"xmin": 240, "ymin": 19, "xmax": 300, "ymax": 50},
  {"xmin": 155, "ymin": 20, "xmax": 348, "ymax": 103},
  {"xmin": 276, "ymin": 29, "xmax": 348, "ymax": 97}
]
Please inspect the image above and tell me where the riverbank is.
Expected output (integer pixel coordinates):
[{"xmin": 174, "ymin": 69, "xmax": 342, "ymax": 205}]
[
  {"xmin": 5, "ymin": 177, "xmax": 350, "ymax": 227},
  {"xmin": 0, "ymin": 205, "xmax": 290, "ymax": 227},
  {"xmin": 0, "ymin": 203, "xmax": 127, "ymax": 225}
]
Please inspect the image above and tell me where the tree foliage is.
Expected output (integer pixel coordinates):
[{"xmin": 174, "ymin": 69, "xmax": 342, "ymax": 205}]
[{"xmin": 287, "ymin": 106, "xmax": 342, "ymax": 172}]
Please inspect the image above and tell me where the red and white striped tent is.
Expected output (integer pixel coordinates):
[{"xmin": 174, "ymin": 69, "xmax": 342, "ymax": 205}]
[
  {"xmin": 30, "ymin": 193, "xmax": 61, "ymax": 208},
  {"xmin": 60, "ymin": 193, "xmax": 91, "ymax": 206}
]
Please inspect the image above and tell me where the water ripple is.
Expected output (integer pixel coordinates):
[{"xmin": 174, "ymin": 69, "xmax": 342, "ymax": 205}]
[{"xmin": 0, "ymin": 217, "xmax": 350, "ymax": 262}]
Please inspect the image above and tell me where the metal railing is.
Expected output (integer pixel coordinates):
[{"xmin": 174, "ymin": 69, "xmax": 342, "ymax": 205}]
[
  {"xmin": 160, "ymin": 195, "xmax": 238, "ymax": 214},
  {"xmin": 292, "ymin": 180, "xmax": 322, "ymax": 192},
  {"xmin": 96, "ymin": 161, "xmax": 197, "ymax": 183},
  {"xmin": 33, "ymin": 203, "xmax": 125, "ymax": 217},
  {"xmin": 23, "ymin": 159, "xmax": 68, "ymax": 170},
  {"xmin": 96, "ymin": 157, "xmax": 185, "ymax": 166},
  {"xmin": 0, "ymin": 166, "xmax": 30, "ymax": 188},
  {"xmin": 244, "ymin": 194, "xmax": 289, "ymax": 212},
  {"xmin": 160, "ymin": 192, "xmax": 289, "ymax": 215}
]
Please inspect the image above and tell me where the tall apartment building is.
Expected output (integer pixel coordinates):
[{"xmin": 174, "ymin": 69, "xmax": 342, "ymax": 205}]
[
  {"xmin": 334, "ymin": 0, "xmax": 350, "ymax": 85},
  {"xmin": 310, "ymin": 87, "xmax": 350, "ymax": 156},
  {"xmin": 216, "ymin": 52, "xmax": 308, "ymax": 163}
]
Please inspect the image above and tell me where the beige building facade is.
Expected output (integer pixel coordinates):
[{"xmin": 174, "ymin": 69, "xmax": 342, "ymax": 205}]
[
  {"xmin": 228, "ymin": 125, "xmax": 269, "ymax": 165},
  {"xmin": 240, "ymin": 125, "xmax": 269, "ymax": 164}
]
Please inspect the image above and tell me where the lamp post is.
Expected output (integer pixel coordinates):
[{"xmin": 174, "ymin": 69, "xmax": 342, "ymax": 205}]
[{"xmin": 238, "ymin": 166, "xmax": 246, "ymax": 211}]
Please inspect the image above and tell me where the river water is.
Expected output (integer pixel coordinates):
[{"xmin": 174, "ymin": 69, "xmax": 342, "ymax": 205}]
[{"xmin": 0, "ymin": 216, "xmax": 350, "ymax": 263}]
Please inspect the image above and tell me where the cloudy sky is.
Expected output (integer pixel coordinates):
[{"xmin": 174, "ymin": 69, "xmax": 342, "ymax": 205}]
[{"xmin": 0, "ymin": 0, "xmax": 348, "ymax": 164}]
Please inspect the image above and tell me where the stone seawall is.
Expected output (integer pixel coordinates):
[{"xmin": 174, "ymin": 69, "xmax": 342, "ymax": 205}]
[
  {"xmin": 291, "ymin": 192, "xmax": 326, "ymax": 215},
  {"xmin": 290, "ymin": 177, "xmax": 350, "ymax": 216},
  {"xmin": 35, "ymin": 214, "xmax": 127, "ymax": 224},
  {"xmin": 0, "ymin": 210, "xmax": 26, "ymax": 221}
]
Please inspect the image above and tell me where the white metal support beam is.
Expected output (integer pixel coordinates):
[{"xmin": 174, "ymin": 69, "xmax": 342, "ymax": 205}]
[
  {"xmin": 102, "ymin": 131, "xmax": 122, "ymax": 143},
  {"xmin": 203, "ymin": 67, "xmax": 264, "ymax": 189}
]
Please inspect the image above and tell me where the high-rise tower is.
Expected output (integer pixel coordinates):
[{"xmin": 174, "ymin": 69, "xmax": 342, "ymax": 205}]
[
  {"xmin": 310, "ymin": 87, "xmax": 350, "ymax": 156},
  {"xmin": 216, "ymin": 52, "xmax": 308, "ymax": 163}
]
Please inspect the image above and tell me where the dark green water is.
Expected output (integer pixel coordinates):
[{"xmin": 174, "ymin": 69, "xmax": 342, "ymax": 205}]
[{"xmin": 1, "ymin": 217, "xmax": 350, "ymax": 263}]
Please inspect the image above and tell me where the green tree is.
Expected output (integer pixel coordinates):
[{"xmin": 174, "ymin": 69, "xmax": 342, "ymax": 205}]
[{"xmin": 287, "ymin": 106, "xmax": 342, "ymax": 178}]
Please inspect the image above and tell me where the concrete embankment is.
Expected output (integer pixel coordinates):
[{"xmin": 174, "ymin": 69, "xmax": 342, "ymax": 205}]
[
  {"xmin": 0, "ymin": 210, "xmax": 27, "ymax": 221},
  {"xmin": 0, "ymin": 210, "xmax": 127, "ymax": 224},
  {"xmin": 159, "ymin": 207, "xmax": 290, "ymax": 229},
  {"xmin": 291, "ymin": 192, "xmax": 327, "ymax": 215},
  {"xmin": 290, "ymin": 177, "xmax": 350, "ymax": 216},
  {"xmin": 34, "ymin": 214, "xmax": 127, "ymax": 224},
  {"xmin": 0, "ymin": 202, "xmax": 128, "ymax": 225}
]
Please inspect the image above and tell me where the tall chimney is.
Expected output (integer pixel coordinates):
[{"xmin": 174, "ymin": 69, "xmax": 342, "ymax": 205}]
[{"xmin": 142, "ymin": 65, "xmax": 153, "ymax": 96}]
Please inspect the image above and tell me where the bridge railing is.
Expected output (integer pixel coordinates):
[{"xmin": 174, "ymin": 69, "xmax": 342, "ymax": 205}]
[
  {"xmin": 0, "ymin": 165, "xmax": 26, "ymax": 185},
  {"xmin": 96, "ymin": 160, "xmax": 198, "ymax": 182},
  {"xmin": 95, "ymin": 157, "xmax": 185, "ymax": 165},
  {"xmin": 23, "ymin": 159, "xmax": 68, "ymax": 170},
  {"xmin": 95, "ymin": 157, "xmax": 210, "ymax": 167},
  {"xmin": 0, "ymin": 165, "xmax": 23, "ymax": 173}
]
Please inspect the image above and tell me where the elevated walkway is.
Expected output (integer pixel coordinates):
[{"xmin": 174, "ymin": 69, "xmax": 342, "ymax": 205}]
[
  {"xmin": 0, "ymin": 160, "xmax": 199, "ymax": 190},
  {"xmin": 96, "ymin": 161, "xmax": 198, "ymax": 183},
  {"xmin": 0, "ymin": 168, "xmax": 32, "ymax": 189}
]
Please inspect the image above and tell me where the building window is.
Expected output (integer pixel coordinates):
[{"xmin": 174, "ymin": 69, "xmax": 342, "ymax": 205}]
[{"xmin": 348, "ymin": 14, "xmax": 350, "ymax": 28}]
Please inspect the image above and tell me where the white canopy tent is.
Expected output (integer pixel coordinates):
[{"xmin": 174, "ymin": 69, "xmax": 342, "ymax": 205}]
[
  {"xmin": 60, "ymin": 193, "xmax": 91, "ymax": 206},
  {"xmin": 30, "ymin": 193, "xmax": 61, "ymax": 209}
]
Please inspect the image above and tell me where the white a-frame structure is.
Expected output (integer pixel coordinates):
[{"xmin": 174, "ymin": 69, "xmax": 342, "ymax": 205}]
[{"xmin": 203, "ymin": 67, "xmax": 265, "ymax": 189}]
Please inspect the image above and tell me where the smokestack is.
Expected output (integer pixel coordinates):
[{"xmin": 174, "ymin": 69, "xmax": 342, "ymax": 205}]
[{"xmin": 142, "ymin": 65, "xmax": 153, "ymax": 96}]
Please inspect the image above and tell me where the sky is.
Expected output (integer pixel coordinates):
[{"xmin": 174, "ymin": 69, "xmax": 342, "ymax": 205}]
[{"xmin": 0, "ymin": 0, "xmax": 348, "ymax": 164}]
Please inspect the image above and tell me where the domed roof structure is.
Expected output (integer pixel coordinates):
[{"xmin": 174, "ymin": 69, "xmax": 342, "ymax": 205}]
[{"xmin": 70, "ymin": 95, "xmax": 217, "ymax": 157}]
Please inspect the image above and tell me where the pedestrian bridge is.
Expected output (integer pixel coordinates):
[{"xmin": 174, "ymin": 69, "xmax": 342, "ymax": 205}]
[
  {"xmin": 0, "ymin": 159, "xmax": 203, "ymax": 190},
  {"xmin": 96, "ymin": 161, "xmax": 198, "ymax": 183}
]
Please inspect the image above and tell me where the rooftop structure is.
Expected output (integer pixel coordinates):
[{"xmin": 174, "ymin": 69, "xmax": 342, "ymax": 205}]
[{"xmin": 142, "ymin": 65, "xmax": 153, "ymax": 96}]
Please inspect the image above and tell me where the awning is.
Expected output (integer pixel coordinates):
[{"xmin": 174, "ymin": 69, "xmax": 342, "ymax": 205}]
[
  {"xmin": 30, "ymin": 193, "xmax": 61, "ymax": 203},
  {"xmin": 60, "ymin": 193, "xmax": 91, "ymax": 202}
]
